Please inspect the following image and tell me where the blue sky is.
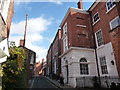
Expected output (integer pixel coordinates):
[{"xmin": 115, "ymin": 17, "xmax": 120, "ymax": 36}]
[{"xmin": 9, "ymin": 1, "xmax": 93, "ymax": 62}]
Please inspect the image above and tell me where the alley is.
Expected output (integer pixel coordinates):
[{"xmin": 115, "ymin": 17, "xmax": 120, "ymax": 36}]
[{"xmin": 31, "ymin": 76, "xmax": 60, "ymax": 89}]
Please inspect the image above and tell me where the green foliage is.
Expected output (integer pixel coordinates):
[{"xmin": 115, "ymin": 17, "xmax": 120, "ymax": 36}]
[{"xmin": 2, "ymin": 42, "xmax": 28, "ymax": 90}]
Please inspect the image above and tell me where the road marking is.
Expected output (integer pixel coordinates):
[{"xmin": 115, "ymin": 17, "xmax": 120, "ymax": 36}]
[{"xmin": 30, "ymin": 76, "xmax": 36, "ymax": 88}]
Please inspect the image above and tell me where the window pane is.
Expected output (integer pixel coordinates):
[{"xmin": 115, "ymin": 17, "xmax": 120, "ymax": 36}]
[
  {"xmin": 96, "ymin": 30, "xmax": 103, "ymax": 46},
  {"xmin": 100, "ymin": 56, "xmax": 108, "ymax": 74},
  {"xmin": 106, "ymin": 0, "xmax": 115, "ymax": 11},
  {"xmin": 93, "ymin": 13, "xmax": 99, "ymax": 23},
  {"xmin": 80, "ymin": 58, "xmax": 89, "ymax": 75},
  {"xmin": 110, "ymin": 17, "xmax": 120, "ymax": 29}
]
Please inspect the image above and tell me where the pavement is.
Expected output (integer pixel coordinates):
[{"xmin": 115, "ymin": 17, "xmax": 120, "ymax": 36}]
[
  {"xmin": 44, "ymin": 76, "xmax": 111, "ymax": 90},
  {"xmin": 45, "ymin": 76, "xmax": 73, "ymax": 89},
  {"xmin": 29, "ymin": 76, "xmax": 110, "ymax": 90}
]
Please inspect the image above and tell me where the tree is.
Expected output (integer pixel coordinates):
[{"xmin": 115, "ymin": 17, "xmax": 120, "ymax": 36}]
[{"xmin": 2, "ymin": 42, "xmax": 28, "ymax": 89}]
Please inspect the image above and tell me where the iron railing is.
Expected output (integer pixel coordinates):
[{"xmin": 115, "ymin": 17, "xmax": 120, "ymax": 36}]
[{"xmin": 76, "ymin": 76, "xmax": 120, "ymax": 88}]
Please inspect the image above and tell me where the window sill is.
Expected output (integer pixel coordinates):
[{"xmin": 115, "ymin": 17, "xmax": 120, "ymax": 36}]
[
  {"xmin": 93, "ymin": 19, "xmax": 100, "ymax": 26},
  {"xmin": 80, "ymin": 74, "xmax": 89, "ymax": 76},
  {"xmin": 109, "ymin": 25, "xmax": 120, "ymax": 32},
  {"xmin": 106, "ymin": 5, "xmax": 116, "ymax": 14},
  {"xmin": 96, "ymin": 44, "xmax": 105, "ymax": 50}
]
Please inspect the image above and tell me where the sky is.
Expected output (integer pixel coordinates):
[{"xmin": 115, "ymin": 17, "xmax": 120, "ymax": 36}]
[{"xmin": 9, "ymin": 0, "xmax": 94, "ymax": 63}]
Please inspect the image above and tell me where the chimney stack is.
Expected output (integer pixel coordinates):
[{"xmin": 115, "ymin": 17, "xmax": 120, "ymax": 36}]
[
  {"xmin": 19, "ymin": 39, "xmax": 24, "ymax": 47},
  {"xmin": 77, "ymin": 0, "xmax": 83, "ymax": 9}
]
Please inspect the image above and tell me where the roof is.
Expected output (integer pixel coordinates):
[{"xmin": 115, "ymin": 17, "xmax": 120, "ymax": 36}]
[
  {"xmin": 59, "ymin": 7, "xmax": 89, "ymax": 27},
  {"xmin": 88, "ymin": 0, "xmax": 101, "ymax": 11}
]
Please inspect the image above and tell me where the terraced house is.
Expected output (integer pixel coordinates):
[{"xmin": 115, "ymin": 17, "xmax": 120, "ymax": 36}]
[{"xmin": 46, "ymin": 0, "xmax": 120, "ymax": 88}]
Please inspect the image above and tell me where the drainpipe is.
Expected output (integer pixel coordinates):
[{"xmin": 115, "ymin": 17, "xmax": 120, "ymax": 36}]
[{"xmin": 89, "ymin": 11, "xmax": 101, "ymax": 87}]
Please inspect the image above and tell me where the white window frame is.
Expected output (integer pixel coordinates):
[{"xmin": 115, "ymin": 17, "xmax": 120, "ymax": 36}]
[
  {"xmin": 109, "ymin": 16, "xmax": 120, "ymax": 30},
  {"xmin": 93, "ymin": 12, "xmax": 100, "ymax": 25},
  {"xmin": 106, "ymin": 0, "xmax": 116, "ymax": 13},
  {"xmin": 79, "ymin": 58, "xmax": 89, "ymax": 75},
  {"xmin": 99, "ymin": 56, "xmax": 108, "ymax": 75},
  {"xmin": 63, "ymin": 36, "xmax": 68, "ymax": 52},
  {"xmin": 95, "ymin": 29, "xmax": 104, "ymax": 47},
  {"xmin": 63, "ymin": 22, "xmax": 67, "ymax": 35}
]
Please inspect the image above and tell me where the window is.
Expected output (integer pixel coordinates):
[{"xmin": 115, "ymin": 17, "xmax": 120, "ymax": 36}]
[
  {"xmin": 110, "ymin": 16, "xmax": 120, "ymax": 30},
  {"xmin": 106, "ymin": 0, "xmax": 115, "ymax": 11},
  {"xmin": 93, "ymin": 12, "xmax": 100, "ymax": 24},
  {"xmin": 80, "ymin": 58, "xmax": 89, "ymax": 75},
  {"xmin": 63, "ymin": 22, "xmax": 67, "ymax": 34},
  {"xmin": 63, "ymin": 37, "xmax": 68, "ymax": 52},
  {"xmin": 95, "ymin": 30, "xmax": 104, "ymax": 47},
  {"xmin": 99, "ymin": 56, "xmax": 108, "ymax": 74}
]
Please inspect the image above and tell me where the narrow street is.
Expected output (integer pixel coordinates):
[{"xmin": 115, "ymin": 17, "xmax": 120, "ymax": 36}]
[{"xmin": 31, "ymin": 76, "xmax": 60, "ymax": 89}]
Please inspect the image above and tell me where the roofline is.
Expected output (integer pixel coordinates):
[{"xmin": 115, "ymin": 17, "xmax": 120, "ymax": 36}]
[
  {"xmin": 59, "ymin": 7, "xmax": 89, "ymax": 27},
  {"xmin": 19, "ymin": 46, "xmax": 36, "ymax": 54},
  {"xmin": 59, "ymin": 47, "xmax": 94, "ymax": 58},
  {"xmin": 52, "ymin": 29, "xmax": 61, "ymax": 44},
  {"xmin": 88, "ymin": 0, "xmax": 101, "ymax": 11}
]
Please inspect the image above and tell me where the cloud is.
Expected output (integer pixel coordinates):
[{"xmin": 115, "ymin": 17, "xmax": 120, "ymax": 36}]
[
  {"xmin": 9, "ymin": 16, "xmax": 52, "ymax": 62},
  {"xmin": 25, "ymin": 41, "xmax": 47, "ymax": 62},
  {"xmin": 48, "ymin": 0, "xmax": 63, "ymax": 4},
  {"xmin": 14, "ymin": 0, "xmax": 63, "ymax": 4}
]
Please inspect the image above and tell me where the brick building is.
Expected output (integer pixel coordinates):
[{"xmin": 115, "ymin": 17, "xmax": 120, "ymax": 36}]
[
  {"xmin": 0, "ymin": 0, "xmax": 14, "ymax": 63},
  {"xmin": 46, "ymin": 0, "xmax": 120, "ymax": 88},
  {"xmin": 34, "ymin": 59, "xmax": 46, "ymax": 76},
  {"xmin": 46, "ymin": 29, "xmax": 62, "ymax": 79}
]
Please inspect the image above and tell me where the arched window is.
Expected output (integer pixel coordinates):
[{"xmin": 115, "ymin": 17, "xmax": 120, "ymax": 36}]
[{"xmin": 80, "ymin": 58, "xmax": 89, "ymax": 75}]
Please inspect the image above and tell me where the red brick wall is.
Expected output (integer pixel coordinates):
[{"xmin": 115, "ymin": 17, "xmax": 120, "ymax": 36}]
[
  {"xmin": 6, "ymin": 0, "xmax": 14, "ymax": 37},
  {"xmin": 47, "ymin": 45, "xmax": 52, "ymax": 75},
  {"xmin": 91, "ymin": 1, "xmax": 120, "ymax": 77},
  {"xmin": 47, "ymin": 29, "xmax": 61, "ymax": 75},
  {"xmin": 91, "ymin": 2, "xmax": 119, "ymax": 44},
  {"xmin": 61, "ymin": 10, "xmax": 95, "ymax": 54}
]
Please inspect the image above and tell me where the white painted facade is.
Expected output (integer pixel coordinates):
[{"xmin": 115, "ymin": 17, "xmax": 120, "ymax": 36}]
[
  {"xmin": 0, "ymin": 38, "xmax": 9, "ymax": 63},
  {"xmin": 96, "ymin": 42, "xmax": 118, "ymax": 76},
  {"xmin": 0, "ymin": 0, "xmax": 11, "ymax": 23},
  {"xmin": 0, "ymin": 0, "xmax": 11, "ymax": 63},
  {"xmin": 61, "ymin": 47, "xmax": 98, "ymax": 87}
]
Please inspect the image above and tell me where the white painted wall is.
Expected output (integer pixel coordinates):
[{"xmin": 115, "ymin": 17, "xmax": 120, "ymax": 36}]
[
  {"xmin": 96, "ymin": 42, "xmax": 118, "ymax": 76},
  {"xmin": 0, "ymin": 0, "xmax": 11, "ymax": 23},
  {"xmin": 61, "ymin": 47, "xmax": 97, "ymax": 87}
]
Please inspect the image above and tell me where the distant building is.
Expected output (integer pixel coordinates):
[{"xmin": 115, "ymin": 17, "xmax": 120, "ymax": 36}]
[
  {"xmin": 34, "ymin": 59, "xmax": 46, "ymax": 76},
  {"xmin": 34, "ymin": 61, "xmax": 41, "ymax": 75},
  {"xmin": 0, "ymin": 0, "xmax": 14, "ymax": 63},
  {"xmin": 46, "ymin": 0, "xmax": 120, "ymax": 88},
  {"xmin": 42, "ymin": 61, "xmax": 46, "ymax": 76}
]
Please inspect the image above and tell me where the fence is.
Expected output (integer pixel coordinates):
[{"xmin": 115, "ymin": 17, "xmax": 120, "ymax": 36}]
[{"xmin": 76, "ymin": 76, "xmax": 120, "ymax": 88}]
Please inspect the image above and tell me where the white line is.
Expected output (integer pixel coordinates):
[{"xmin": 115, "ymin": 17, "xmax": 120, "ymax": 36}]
[{"xmin": 30, "ymin": 76, "xmax": 36, "ymax": 88}]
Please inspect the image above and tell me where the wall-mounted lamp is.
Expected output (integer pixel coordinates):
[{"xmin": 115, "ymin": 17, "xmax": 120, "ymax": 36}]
[{"xmin": 111, "ymin": 60, "xmax": 114, "ymax": 65}]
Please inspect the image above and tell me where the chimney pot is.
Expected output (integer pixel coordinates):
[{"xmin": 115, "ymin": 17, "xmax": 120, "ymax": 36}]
[
  {"xmin": 77, "ymin": 0, "xmax": 83, "ymax": 9},
  {"xmin": 19, "ymin": 39, "xmax": 24, "ymax": 47}
]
